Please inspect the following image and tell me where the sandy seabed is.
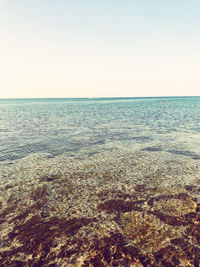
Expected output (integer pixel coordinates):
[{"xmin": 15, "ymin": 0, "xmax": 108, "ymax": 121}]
[{"xmin": 0, "ymin": 148, "xmax": 200, "ymax": 266}]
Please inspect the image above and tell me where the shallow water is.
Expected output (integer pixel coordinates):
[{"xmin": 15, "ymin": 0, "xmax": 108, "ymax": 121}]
[{"xmin": 0, "ymin": 97, "xmax": 200, "ymax": 266}]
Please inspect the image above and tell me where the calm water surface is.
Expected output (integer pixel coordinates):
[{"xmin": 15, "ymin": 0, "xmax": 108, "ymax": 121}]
[{"xmin": 0, "ymin": 97, "xmax": 200, "ymax": 163}]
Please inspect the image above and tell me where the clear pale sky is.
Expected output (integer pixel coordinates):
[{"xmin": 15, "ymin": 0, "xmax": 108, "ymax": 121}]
[{"xmin": 0, "ymin": 0, "xmax": 200, "ymax": 98}]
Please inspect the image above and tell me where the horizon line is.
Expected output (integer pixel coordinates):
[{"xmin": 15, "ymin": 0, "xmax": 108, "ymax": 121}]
[{"xmin": 0, "ymin": 96, "xmax": 200, "ymax": 100}]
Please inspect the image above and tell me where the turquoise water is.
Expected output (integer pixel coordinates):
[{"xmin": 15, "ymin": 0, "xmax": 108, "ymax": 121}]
[{"xmin": 0, "ymin": 96, "xmax": 200, "ymax": 164}]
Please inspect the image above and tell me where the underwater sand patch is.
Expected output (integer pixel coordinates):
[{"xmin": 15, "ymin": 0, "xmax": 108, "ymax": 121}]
[
  {"xmin": 147, "ymin": 194, "xmax": 198, "ymax": 226},
  {"xmin": 120, "ymin": 211, "xmax": 181, "ymax": 252},
  {"xmin": 150, "ymin": 197, "xmax": 197, "ymax": 217},
  {"xmin": 97, "ymin": 189, "xmax": 134, "ymax": 201}
]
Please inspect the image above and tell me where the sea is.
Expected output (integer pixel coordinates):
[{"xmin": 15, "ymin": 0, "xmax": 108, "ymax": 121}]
[{"xmin": 0, "ymin": 97, "xmax": 200, "ymax": 266}]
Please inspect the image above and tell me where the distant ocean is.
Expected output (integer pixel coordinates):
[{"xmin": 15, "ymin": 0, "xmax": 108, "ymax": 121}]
[
  {"xmin": 1, "ymin": 97, "xmax": 200, "ymax": 266},
  {"xmin": 1, "ymin": 96, "xmax": 200, "ymax": 164}
]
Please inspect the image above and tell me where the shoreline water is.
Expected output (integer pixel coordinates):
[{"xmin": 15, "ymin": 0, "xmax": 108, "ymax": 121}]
[
  {"xmin": 0, "ymin": 97, "xmax": 200, "ymax": 265},
  {"xmin": 0, "ymin": 148, "xmax": 200, "ymax": 266}
]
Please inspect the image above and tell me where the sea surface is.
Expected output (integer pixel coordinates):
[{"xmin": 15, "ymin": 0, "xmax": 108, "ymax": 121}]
[{"xmin": 0, "ymin": 97, "xmax": 200, "ymax": 266}]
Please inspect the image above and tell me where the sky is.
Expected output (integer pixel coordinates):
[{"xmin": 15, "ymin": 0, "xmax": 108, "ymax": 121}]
[{"xmin": 0, "ymin": 0, "xmax": 200, "ymax": 98}]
